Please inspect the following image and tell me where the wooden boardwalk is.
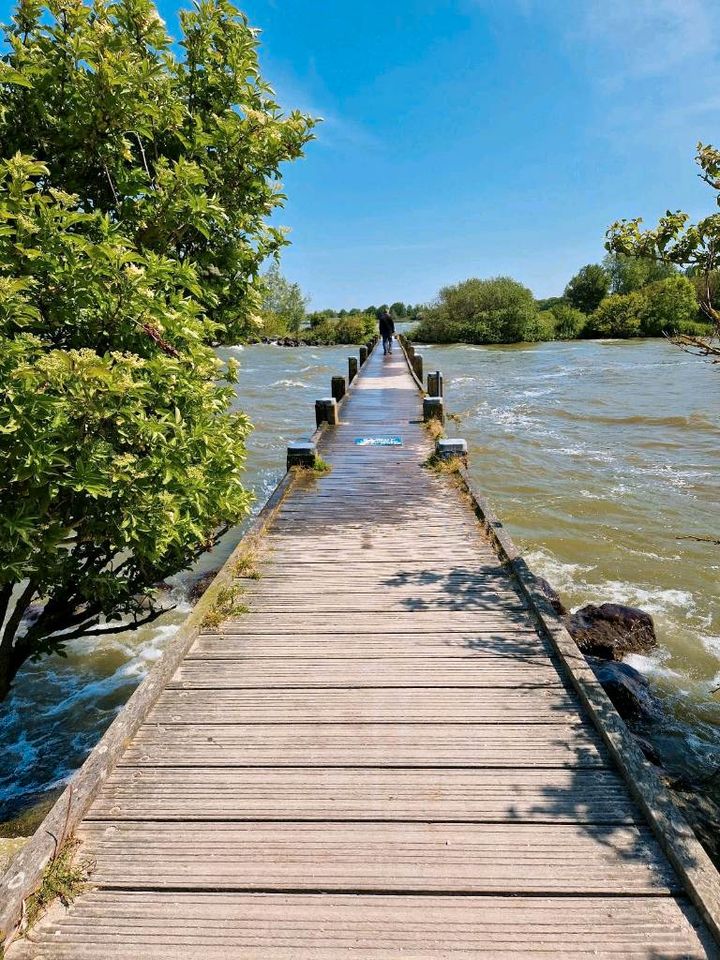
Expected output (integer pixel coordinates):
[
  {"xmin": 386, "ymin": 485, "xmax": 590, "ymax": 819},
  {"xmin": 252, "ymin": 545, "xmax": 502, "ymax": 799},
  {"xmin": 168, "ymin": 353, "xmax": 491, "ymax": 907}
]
[{"xmin": 5, "ymin": 345, "xmax": 720, "ymax": 957}]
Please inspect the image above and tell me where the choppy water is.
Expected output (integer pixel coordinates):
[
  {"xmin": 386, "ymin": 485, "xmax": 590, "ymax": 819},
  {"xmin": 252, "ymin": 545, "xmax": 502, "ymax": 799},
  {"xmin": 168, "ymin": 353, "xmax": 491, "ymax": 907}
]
[{"xmin": 1, "ymin": 338, "xmax": 719, "ymax": 828}]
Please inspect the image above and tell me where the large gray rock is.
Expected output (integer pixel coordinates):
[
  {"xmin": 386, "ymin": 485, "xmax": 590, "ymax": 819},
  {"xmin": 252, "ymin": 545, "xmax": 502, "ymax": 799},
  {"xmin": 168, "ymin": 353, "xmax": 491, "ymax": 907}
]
[
  {"xmin": 587, "ymin": 656, "xmax": 663, "ymax": 723},
  {"xmin": 534, "ymin": 577, "xmax": 568, "ymax": 616},
  {"xmin": 565, "ymin": 602, "xmax": 657, "ymax": 660}
]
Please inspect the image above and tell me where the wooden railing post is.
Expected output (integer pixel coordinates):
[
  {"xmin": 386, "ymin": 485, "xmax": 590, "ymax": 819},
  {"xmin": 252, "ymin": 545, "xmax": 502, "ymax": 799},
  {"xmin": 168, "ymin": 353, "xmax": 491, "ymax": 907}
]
[
  {"xmin": 359, "ymin": 345, "xmax": 368, "ymax": 365},
  {"xmin": 348, "ymin": 356, "xmax": 358, "ymax": 383},
  {"xmin": 412, "ymin": 353, "xmax": 423, "ymax": 383},
  {"xmin": 331, "ymin": 376, "xmax": 346, "ymax": 402},
  {"xmin": 423, "ymin": 396, "xmax": 444, "ymax": 425},
  {"xmin": 315, "ymin": 397, "xmax": 339, "ymax": 427},
  {"xmin": 287, "ymin": 440, "xmax": 317, "ymax": 469},
  {"xmin": 427, "ymin": 371, "xmax": 443, "ymax": 397}
]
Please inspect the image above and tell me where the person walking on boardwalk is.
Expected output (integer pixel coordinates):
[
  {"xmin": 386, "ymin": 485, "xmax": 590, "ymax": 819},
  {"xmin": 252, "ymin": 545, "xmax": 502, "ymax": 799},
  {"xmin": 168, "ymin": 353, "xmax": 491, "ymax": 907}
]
[{"xmin": 378, "ymin": 308, "xmax": 395, "ymax": 355}]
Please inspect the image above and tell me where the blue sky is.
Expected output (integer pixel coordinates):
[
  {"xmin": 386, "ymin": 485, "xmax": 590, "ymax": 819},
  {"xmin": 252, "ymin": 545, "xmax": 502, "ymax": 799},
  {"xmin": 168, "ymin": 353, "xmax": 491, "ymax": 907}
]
[{"xmin": 6, "ymin": 0, "xmax": 720, "ymax": 308}]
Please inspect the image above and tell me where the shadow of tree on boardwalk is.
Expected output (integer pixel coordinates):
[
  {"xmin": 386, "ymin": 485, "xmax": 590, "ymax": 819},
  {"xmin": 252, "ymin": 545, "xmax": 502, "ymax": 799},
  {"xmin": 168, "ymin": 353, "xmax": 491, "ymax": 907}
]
[{"xmin": 372, "ymin": 563, "xmax": 706, "ymax": 897}]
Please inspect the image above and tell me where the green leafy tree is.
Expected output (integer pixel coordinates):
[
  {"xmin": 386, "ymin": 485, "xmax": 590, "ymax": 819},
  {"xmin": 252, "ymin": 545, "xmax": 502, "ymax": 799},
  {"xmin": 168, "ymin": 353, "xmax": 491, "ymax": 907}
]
[
  {"xmin": 586, "ymin": 276, "xmax": 702, "ymax": 340},
  {"xmin": 413, "ymin": 277, "xmax": 538, "ymax": 344},
  {"xmin": 587, "ymin": 292, "xmax": 643, "ymax": 338},
  {"xmin": 564, "ymin": 264, "xmax": 610, "ymax": 314},
  {"xmin": 546, "ymin": 302, "xmax": 587, "ymax": 340},
  {"xmin": 0, "ymin": 0, "xmax": 314, "ymax": 698},
  {"xmin": 0, "ymin": 155, "xmax": 253, "ymax": 697},
  {"xmin": 603, "ymin": 252, "xmax": 676, "ymax": 295},
  {"xmin": 390, "ymin": 302, "xmax": 406, "ymax": 317},
  {"xmin": 535, "ymin": 295, "xmax": 566, "ymax": 312},
  {"xmin": 260, "ymin": 262, "xmax": 307, "ymax": 337},
  {"xmin": 0, "ymin": 0, "xmax": 315, "ymax": 344},
  {"xmin": 607, "ymin": 142, "xmax": 720, "ymax": 358},
  {"xmin": 302, "ymin": 312, "xmax": 375, "ymax": 345},
  {"xmin": 534, "ymin": 310, "xmax": 556, "ymax": 341},
  {"xmin": 637, "ymin": 275, "xmax": 698, "ymax": 337}
]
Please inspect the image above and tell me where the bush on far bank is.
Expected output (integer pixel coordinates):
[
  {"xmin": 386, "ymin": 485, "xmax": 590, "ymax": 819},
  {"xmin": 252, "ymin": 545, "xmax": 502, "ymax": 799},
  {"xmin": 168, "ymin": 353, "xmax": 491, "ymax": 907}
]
[
  {"xmin": 586, "ymin": 275, "xmax": 704, "ymax": 339},
  {"xmin": 301, "ymin": 312, "xmax": 376, "ymax": 345},
  {"xmin": 412, "ymin": 277, "xmax": 538, "ymax": 344}
]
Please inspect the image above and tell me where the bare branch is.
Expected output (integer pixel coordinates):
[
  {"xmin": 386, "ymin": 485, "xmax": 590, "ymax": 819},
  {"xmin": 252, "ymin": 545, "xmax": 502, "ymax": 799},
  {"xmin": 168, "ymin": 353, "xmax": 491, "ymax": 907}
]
[{"xmin": 49, "ymin": 605, "xmax": 172, "ymax": 644}]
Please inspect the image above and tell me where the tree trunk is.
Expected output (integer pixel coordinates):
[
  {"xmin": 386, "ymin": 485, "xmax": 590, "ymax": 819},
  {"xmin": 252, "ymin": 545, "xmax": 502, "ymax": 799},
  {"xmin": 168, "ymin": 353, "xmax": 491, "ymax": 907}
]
[
  {"xmin": 0, "ymin": 580, "xmax": 38, "ymax": 701},
  {"xmin": 0, "ymin": 633, "xmax": 23, "ymax": 701}
]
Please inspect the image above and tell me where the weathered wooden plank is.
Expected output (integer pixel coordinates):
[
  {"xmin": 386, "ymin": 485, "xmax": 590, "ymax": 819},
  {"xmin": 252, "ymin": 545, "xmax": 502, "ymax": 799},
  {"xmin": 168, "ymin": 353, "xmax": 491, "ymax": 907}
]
[
  {"xmin": 190, "ymin": 631, "xmax": 546, "ymax": 660},
  {"xmin": 230, "ymin": 597, "xmax": 528, "ymax": 614},
  {"xmin": 121, "ymin": 721, "xmax": 607, "ymax": 767},
  {"xmin": 88, "ymin": 768, "xmax": 640, "ymax": 823},
  {"xmin": 170, "ymin": 656, "xmax": 562, "ymax": 688},
  {"xmin": 150, "ymin": 685, "xmax": 578, "ymax": 724},
  {"xmin": 77, "ymin": 821, "xmax": 679, "ymax": 894},
  {"xmin": 9, "ymin": 892, "xmax": 715, "ymax": 960},
  {"xmin": 214, "ymin": 614, "xmax": 539, "ymax": 634}
]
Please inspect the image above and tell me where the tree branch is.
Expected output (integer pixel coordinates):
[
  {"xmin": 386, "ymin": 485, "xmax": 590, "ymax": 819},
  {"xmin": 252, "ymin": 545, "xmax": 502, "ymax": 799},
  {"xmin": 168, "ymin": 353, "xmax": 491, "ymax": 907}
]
[
  {"xmin": 47, "ymin": 605, "xmax": 172, "ymax": 644},
  {"xmin": 1, "ymin": 579, "xmax": 38, "ymax": 652}
]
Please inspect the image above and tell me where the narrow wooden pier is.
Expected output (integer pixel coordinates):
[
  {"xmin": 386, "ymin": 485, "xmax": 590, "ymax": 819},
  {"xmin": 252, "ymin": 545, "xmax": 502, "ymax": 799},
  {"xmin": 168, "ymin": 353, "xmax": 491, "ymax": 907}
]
[{"xmin": 4, "ymin": 342, "xmax": 720, "ymax": 957}]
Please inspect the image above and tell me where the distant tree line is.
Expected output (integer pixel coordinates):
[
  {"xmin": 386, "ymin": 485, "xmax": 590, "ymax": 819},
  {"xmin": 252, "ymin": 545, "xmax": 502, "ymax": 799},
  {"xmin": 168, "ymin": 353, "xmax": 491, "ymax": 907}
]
[
  {"xmin": 411, "ymin": 253, "xmax": 715, "ymax": 345},
  {"xmin": 258, "ymin": 271, "xmax": 421, "ymax": 345}
]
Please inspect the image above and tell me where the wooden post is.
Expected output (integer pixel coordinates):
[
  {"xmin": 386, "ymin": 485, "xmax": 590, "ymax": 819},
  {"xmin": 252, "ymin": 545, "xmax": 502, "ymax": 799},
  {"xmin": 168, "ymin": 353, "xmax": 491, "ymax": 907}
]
[
  {"xmin": 348, "ymin": 356, "xmax": 358, "ymax": 383},
  {"xmin": 412, "ymin": 353, "xmax": 423, "ymax": 383},
  {"xmin": 359, "ymin": 345, "xmax": 368, "ymax": 365},
  {"xmin": 331, "ymin": 376, "xmax": 346, "ymax": 402},
  {"xmin": 287, "ymin": 440, "xmax": 317, "ymax": 470},
  {"xmin": 423, "ymin": 396, "xmax": 444, "ymax": 425},
  {"xmin": 406, "ymin": 342, "xmax": 415, "ymax": 360},
  {"xmin": 436, "ymin": 438, "xmax": 467, "ymax": 464},
  {"xmin": 427, "ymin": 371, "xmax": 443, "ymax": 397},
  {"xmin": 315, "ymin": 397, "xmax": 339, "ymax": 427}
]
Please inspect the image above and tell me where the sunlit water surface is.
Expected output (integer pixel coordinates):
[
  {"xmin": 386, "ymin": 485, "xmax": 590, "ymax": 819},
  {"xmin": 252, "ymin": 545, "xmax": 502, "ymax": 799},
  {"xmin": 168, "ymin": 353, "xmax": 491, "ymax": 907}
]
[{"xmin": 1, "ymin": 339, "xmax": 718, "ymax": 826}]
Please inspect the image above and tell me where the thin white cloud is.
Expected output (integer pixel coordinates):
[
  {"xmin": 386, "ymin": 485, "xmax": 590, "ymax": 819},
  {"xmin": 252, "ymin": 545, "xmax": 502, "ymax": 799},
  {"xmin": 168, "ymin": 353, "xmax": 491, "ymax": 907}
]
[
  {"xmin": 578, "ymin": 0, "xmax": 717, "ymax": 78},
  {"xmin": 471, "ymin": 0, "xmax": 720, "ymax": 142}
]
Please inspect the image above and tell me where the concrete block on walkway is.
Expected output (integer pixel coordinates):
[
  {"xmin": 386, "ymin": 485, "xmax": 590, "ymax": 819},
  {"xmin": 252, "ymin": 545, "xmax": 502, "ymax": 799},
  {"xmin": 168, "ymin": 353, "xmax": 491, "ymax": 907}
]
[{"xmin": 436, "ymin": 438, "xmax": 467, "ymax": 464}]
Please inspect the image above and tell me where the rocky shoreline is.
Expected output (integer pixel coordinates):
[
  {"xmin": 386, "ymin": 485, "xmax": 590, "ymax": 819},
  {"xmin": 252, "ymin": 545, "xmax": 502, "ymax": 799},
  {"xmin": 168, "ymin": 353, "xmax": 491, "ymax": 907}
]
[{"xmin": 539, "ymin": 582, "xmax": 720, "ymax": 863}]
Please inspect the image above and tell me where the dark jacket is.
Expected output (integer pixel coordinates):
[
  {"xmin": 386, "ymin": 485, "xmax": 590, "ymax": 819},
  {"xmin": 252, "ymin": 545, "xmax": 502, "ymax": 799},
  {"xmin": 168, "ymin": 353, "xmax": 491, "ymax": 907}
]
[{"xmin": 378, "ymin": 312, "xmax": 395, "ymax": 337}]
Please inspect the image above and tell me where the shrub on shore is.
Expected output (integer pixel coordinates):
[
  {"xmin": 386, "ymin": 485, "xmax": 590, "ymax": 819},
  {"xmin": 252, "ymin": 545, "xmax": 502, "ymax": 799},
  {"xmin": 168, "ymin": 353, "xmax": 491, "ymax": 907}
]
[
  {"xmin": 586, "ymin": 275, "xmax": 703, "ymax": 338},
  {"xmin": 301, "ymin": 313, "xmax": 376, "ymax": 345},
  {"xmin": 411, "ymin": 277, "xmax": 538, "ymax": 344},
  {"xmin": 540, "ymin": 303, "xmax": 587, "ymax": 340},
  {"xmin": 409, "ymin": 270, "xmax": 711, "ymax": 346}
]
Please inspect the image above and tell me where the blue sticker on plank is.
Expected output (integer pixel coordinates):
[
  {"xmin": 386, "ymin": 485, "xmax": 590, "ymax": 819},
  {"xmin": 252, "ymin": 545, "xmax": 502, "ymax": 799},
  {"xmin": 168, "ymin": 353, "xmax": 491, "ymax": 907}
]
[{"xmin": 354, "ymin": 437, "xmax": 403, "ymax": 446}]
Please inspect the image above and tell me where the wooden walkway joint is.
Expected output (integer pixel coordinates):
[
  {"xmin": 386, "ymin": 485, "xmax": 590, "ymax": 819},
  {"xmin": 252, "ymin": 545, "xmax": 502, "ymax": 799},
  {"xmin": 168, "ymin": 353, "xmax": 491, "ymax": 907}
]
[{"xmin": 2, "ymin": 336, "xmax": 720, "ymax": 958}]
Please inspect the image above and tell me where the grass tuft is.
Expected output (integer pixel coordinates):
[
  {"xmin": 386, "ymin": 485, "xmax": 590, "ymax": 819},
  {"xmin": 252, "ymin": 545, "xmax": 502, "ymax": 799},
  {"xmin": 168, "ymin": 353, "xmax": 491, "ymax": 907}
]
[
  {"xmin": 297, "ymin": 456, "xmax": 332, "ymax": 476},
  {"xmin": 234, "ymin": 551, "xmax": 261, "ymax": 580},
  {"xmin": 423, "ymin": 452, "xmax": 464, "ymax": 475},
  {"xmin": 423, "ymin": 418, "xmax": 444, "ymax": 441},
  {"xmin": 23, "ymin": 839, "xmax": 92, "ymax": 931},
  {"xmin": 201, "ymin": 585, "xmax": 249, "ymax": 630}
]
